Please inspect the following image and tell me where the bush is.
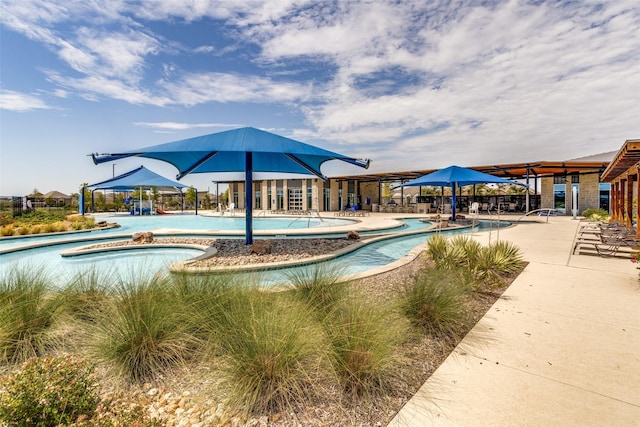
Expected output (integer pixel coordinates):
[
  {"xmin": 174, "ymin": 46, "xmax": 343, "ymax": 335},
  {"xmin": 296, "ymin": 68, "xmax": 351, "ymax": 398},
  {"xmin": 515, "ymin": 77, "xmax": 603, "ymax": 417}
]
[
  {"xmin": 0, "ymin": 355, "xmax": 99, "ymax": 426},
  {"xmin": 0, "ymin": 267, "xmax": 65, "ymax": 364},
  {"xmin": 85, "ymin": 278, "xmax": 197, "ymax": 383},
  {"xmin": 286, "ymin": 263, "xmax": 348, "ymax": 315},
  {"xmin": 0, "ymin": 224, "xmax": 16, "ymax": 236},
  {"xmin": 472, "ymin": 241, "xmax": 525, "ymax": 288},
  {"xmin": 581, "ymin": 208, "xmax": 610, "ymax": 222},
  {"xmin": 400, "ymin": 266, "xmax": 468, "ymax": 341},
  {"xmin": 322, "ymin": 296, "xmax": 408, "ymax": 398},
  {"xmin": 213, "ymin": 288, "xmax": 328, "ymax": 414},
  {"xmin": 426, "ymin": 233, "xmax": 449, "ymax": 265}
]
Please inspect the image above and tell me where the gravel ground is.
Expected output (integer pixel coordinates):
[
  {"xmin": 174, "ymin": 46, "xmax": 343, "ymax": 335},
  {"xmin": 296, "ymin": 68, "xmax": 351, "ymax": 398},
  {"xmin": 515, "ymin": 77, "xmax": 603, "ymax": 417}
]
[{"xmin": 85, "ymin": 237, "xmax": 358, "ymax": 267}]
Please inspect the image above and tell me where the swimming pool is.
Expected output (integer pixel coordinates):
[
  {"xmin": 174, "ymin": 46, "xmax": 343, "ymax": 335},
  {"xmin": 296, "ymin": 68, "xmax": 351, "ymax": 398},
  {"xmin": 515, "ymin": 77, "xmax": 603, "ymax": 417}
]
[{"xmin": 0, "ymin": 215, "xmax": 508, "ymax": 286}]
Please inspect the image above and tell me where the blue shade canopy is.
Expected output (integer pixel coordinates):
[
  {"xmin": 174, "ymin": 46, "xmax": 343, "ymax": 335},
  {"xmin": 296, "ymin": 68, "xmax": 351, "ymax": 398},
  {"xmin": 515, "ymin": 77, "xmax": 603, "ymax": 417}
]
[
  {"xmin": 91, "ymin": 127, "xmax": 370, "ymax": 180},
  {"xmin": 90, "ymin": 127, "xmax": 370, "ymax": 244},
  {"xmin": 87, "ymin": 166, "xmax": 188, "ymax": 191},
  {"xmin": 397, "ymin": 165, "xmax": 524, "ymax": 188},
  {"xmin": 396, "ymin": 165, "xmax": 526, "ymax": 221}
]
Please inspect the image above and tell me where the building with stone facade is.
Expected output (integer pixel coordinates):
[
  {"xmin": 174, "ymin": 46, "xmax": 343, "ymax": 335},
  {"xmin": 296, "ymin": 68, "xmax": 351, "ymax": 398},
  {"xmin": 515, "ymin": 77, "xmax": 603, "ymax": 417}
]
[{"xmin": 222, "ymin": 152, "xmax": 615, "ymax": 216}]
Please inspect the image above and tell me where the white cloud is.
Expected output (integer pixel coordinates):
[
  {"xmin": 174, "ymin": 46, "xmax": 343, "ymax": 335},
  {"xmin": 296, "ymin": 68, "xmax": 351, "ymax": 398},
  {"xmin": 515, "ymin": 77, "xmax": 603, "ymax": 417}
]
[
  {"xmin": 0, "ymin": 90, "xmax": 51, "ymax": 112},
  {"xmin": 1, "ymin": 0, "xmax": 638, "ymax": 171},
  {"xmin": 163, "ymin": 72, "xmax": 311, "ymax": 105}
]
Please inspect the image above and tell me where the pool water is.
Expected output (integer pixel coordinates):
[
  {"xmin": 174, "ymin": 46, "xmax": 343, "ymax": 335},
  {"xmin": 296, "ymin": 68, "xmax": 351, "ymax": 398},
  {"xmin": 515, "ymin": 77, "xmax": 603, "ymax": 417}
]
[{"xmin": 0, "ymin": 215, "xmax": 508, "ymax": 286}]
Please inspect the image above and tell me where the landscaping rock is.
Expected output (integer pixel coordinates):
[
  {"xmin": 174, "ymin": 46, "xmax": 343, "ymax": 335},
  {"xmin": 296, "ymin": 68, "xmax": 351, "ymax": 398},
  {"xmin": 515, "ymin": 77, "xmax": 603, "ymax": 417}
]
[
  {"xmin": 250, "ymin": 240, "xmax": 271, "ymax": 255},
  {"xmin": 346, "ymin": 230, "xmax": 360, "ymax": 240}
]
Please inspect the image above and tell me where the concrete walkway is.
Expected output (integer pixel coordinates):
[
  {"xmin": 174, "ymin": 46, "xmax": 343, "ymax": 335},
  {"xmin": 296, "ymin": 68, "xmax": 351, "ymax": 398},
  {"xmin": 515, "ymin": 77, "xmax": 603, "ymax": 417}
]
[{"xmin": 388, "ymin": 216, "xmax": 640, "ymax": 426}]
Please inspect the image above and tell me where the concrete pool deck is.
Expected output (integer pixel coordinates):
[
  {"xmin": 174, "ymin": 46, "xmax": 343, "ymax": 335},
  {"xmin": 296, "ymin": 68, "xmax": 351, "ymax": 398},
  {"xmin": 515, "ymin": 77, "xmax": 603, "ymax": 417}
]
[{"xmin": 387, "ymin": 215, "xmax": 640, "ymax": 426}]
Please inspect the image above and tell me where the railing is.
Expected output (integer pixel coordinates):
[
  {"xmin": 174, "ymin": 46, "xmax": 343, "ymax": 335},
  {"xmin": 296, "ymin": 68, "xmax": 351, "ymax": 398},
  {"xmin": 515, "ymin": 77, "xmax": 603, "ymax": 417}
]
[
  {"xmin": 516, "ymin": 208, "xmax": 559, "ymax": 223},
  {"xmin": 287, "ymin": 209, "xmax": 323, "ymax": 228}
]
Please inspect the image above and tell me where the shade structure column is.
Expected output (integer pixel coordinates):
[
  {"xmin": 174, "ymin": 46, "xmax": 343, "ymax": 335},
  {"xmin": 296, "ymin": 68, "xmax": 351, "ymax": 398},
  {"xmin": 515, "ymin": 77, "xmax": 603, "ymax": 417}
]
[
  {"xmin": 245, "ymin": 152, "xmax": 253, "ymax": 245},
  {"xmin": 451, "ymin": 182, "xmax": 457, "ymax": 221},
  {"xmin": 626, "ymin": 176, "xmax": 633, "ymax": 228}
]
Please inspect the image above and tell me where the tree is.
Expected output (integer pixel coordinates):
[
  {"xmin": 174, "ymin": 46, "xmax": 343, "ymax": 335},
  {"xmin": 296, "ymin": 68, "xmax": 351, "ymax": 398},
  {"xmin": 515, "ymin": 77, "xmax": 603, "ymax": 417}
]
[
  {"xmin": 29, "ymin": 188, "xmax": 43, "ymax": 197},
  {"xmin": 382, "ymin": 183, "xmax": 393, "ymax": 202},
  {"xmin": 95, "ymin": 192, "xmax": 106, "ymax": 211},
  {"xmin": 220, "ymin": 188, "xmax": 229, "ymax": 204},
  {"xmin": 185, "ymin": 187, "xmax": 197, "ymax": 208}
]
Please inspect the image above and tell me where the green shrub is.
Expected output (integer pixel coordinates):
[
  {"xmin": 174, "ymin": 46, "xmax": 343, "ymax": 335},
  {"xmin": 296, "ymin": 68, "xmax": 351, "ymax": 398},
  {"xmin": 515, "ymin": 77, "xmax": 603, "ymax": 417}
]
[
  {"xmin": 286, "ymin": 263, "xmax": 348, "ymax": 314},
  {"xmin": 581, "ymin": 208, "xmax": 610, "ymax": 222},
  {"xmin": 472, "ymin": 241, "xmax": 525, "ymax": 288},
  {"xmin": 85, "ymin": 278, "xmax": 197, "ymax": 383},
  {"xmin": 400, "ymin": 266, "xmax": 468, "ymax": 341},
  {"xmin": 322, "ymin": 294, "xmax": 408, "ymax": 398},
  {"xmin": 447, "ymin": 235, "xmax": 482, "ymax": 268},
  {"xmin": 15, "ymin": 209, "xmax": 67, "ymax": 225},
  {"xmin": 0, "ymin": 267, "xmax": 65, "ymax": 364},
  {"xmin": 62, "ymin": 269, "xmax": 114, "ymax": 324},
  {"xmin": 214, "ymin": 288, "xmax": 328, "ymax": 414},
  {"xmin": 0, "ymin": 355, "xmax": 99, "ymax": 426},
  {"xmin": 426, "ymin": 233, "xmax": 449, "ymax": 265}
]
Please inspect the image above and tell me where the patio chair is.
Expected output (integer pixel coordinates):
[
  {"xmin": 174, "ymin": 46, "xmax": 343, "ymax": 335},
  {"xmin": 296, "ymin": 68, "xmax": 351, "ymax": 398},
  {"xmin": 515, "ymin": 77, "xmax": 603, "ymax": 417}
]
[
  {"xmin": 469, "ymin": 202, "xmax": 479, "ymax": 215},
  {"xmin": 223, "ymin": 202, "xmax": 235, "ymax": 216}
]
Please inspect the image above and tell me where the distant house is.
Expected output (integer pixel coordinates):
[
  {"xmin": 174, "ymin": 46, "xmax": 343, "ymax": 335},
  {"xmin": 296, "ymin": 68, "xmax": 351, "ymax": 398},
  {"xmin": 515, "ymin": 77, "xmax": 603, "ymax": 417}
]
[{"xmin": 43, "ymin": 190, "xmax": 73, "ymax": 207}]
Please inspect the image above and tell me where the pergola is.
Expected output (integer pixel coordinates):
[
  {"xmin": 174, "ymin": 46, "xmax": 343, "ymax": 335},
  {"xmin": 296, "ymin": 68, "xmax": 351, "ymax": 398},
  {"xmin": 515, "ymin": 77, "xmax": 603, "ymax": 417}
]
[
  {"xmin": 601, "ymin": 139, "xmax": 640, "ymax": 234},
  {"xmin": 333, "ymin": 160, "xmax": 610, "ymax": 212}
]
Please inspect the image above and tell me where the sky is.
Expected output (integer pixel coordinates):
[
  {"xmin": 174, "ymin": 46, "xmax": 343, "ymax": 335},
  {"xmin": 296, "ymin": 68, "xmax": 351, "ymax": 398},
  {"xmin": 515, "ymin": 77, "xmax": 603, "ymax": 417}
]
[{"xmin": 1, "ymin": 0, "xmax": 639, "ymax": 196}]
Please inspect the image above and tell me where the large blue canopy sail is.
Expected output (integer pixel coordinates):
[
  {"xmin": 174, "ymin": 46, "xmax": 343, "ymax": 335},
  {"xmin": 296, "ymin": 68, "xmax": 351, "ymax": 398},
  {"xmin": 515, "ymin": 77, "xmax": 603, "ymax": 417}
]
[
  {"xmin": 92, "ymin": 127, "xmax": 369, "ymax": 181},
  {"xmin": 90, "ymin": 127, "xmax": 370, "ymax": 244}
]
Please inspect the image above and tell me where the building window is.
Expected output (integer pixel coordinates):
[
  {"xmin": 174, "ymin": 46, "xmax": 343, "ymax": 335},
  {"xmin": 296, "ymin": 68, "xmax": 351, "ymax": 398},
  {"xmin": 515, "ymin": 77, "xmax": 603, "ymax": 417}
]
[
  {"xmin": 553, "ymin": 184, "xmax": 566, "ymax": 214},
  {"xmin": 599, "ymin": 183, "xmax": 610, "ymax": 212},
  {"xmin": 553, "ymin": 176, "xmax": 565, "ymax": 184},
  {"xmin": 323, "ymin": 188, "xmax": 331, "ymax": 211},
  {"xmin": 570, "ymin": 175, "xmax": 579, "ymax": 183},
  {"xmin": 254, "ymin": 190, "xmax": 261, "ymax": 210}
]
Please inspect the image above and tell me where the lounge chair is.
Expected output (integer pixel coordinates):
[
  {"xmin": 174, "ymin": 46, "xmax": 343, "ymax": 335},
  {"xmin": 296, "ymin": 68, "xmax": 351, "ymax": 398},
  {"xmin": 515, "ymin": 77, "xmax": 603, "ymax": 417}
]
[{"xmin": 573, "ymin": 228, "xmax": 638, "ymax": 257}]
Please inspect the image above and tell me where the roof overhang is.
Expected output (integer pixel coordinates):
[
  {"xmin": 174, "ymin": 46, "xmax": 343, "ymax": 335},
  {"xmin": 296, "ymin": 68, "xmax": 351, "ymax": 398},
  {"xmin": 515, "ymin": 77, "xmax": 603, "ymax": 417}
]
[
  {"xmin": 601, "ymin": 139, "xmax": 640, "ymax": 182},
  {"xmin": 333, "ymin": 161, "xmax": 610, "ymax": 183}
]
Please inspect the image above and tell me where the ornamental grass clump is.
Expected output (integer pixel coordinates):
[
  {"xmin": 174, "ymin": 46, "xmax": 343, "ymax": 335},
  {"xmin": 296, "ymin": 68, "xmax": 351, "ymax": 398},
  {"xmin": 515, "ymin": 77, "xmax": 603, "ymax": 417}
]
[
  {"xmin": 321, "ymin": 295, "xmax": 409, "ymax": 399},
  {"xmin": 169, "ymin": 272, "xmax": 246, "ymax": 347},
  {"xmin": 400, "ymin": 266, "xmax": 469, "ymax": 342},
  {"xmin": 85, "ymin": 277, "xmax": 197, "ymax": 383},
  {"xmin": 213, "ymin": 287, "xmax": 328, "ymax": 415},
  {"xmin": 286, "ymin": 263, "xmax": 348, "ymax": 315},
  {"xmin": 62, "ymin": 268, "xmax": 114, "ymax": 324},
  {"xmin": 0, "ymin": 355, "xmax": 100, "ymax": 426},
  {"xmin": 0, "ymin": 267, "xmax": 65, "ymax": 364}
]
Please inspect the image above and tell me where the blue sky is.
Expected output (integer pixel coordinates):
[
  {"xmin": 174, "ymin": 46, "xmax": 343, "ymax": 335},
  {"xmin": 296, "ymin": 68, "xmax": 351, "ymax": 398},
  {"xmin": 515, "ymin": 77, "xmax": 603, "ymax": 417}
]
[{"xmin": 1, "ymin": 0, "xmax": 639, "ymax": 196}]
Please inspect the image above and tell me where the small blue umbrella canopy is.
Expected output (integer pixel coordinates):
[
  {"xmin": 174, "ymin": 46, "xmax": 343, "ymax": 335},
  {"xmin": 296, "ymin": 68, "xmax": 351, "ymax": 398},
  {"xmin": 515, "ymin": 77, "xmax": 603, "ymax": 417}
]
[
  {"xmin": 91, "ymin": 127, "xmax": 370, "ymax": 244},
  {"xmin": 87, "ymin": 165, "xmax": 189, "ymax": 191},
  {"xmin": 395, "ymin": 165, "xmax": 526, "ymax": 221},
  {"xmin": 84, "ymin": 166, "xmax": 189, "ymax": 215}
]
